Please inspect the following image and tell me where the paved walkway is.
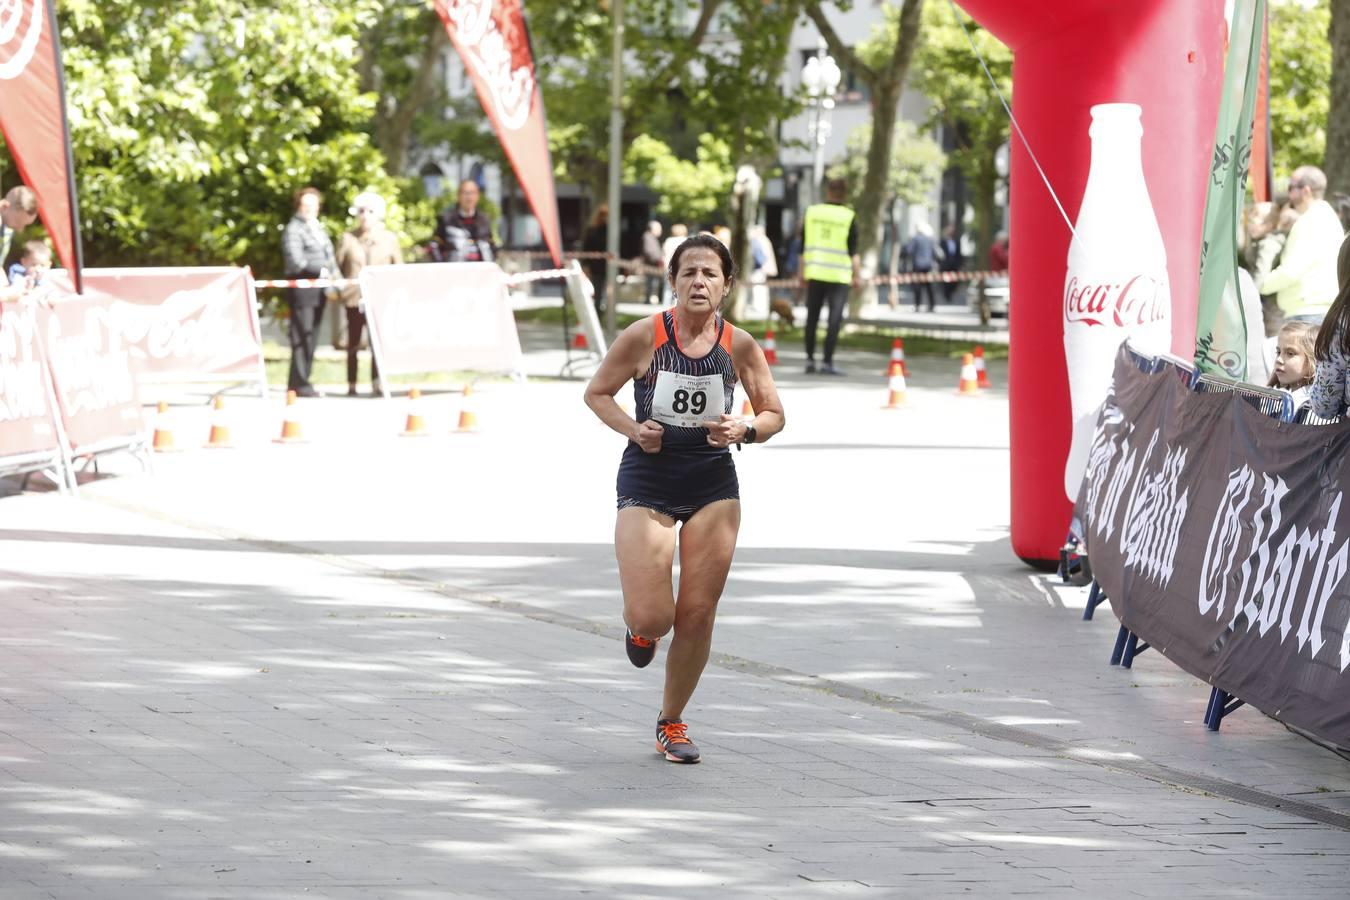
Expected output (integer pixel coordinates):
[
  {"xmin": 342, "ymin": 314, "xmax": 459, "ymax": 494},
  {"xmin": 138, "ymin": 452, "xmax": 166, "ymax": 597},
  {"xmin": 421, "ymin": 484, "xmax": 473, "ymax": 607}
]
[{"xmin": 1, "ymin": 343, "xmax": 1348, "ymax": 897}]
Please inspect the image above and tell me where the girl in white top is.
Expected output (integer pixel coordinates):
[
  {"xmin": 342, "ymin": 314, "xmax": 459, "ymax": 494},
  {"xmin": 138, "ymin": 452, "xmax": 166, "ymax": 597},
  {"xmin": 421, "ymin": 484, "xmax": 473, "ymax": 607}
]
[{"xmin": 1269, "ymin": 321, "xmax": 1318, "ymax": 411}]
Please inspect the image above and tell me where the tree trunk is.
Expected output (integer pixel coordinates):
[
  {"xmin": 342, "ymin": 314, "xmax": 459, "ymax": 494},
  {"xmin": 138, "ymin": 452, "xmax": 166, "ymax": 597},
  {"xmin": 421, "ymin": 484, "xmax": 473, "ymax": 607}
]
[
  {"xmin": 971, "ymin": 161, "xmax": 997, "ymax": 272},
  {"xmin": 887, "ymin": 199, "xmax": 902, "ymax": 308},
  {"xmin": 851, "ymin": 83, "xmax": 900, "ymax": 314},
  {"xmin": 1327, "ymin": 0, "xmax": 1350, "ymax": 199}
]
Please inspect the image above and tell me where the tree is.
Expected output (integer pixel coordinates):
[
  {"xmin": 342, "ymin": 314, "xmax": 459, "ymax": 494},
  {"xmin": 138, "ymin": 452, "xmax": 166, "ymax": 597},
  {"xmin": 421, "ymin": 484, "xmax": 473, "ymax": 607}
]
[
  {"xmin": 828, "ymin": 120, "xmax": 945, "ymax": 304},
  {"xmin": 805, "ymin": 0, "xmax": 925, "ymax": 313},
  {"xmin": 910, "ymin": 0, "xmax": 1010, "ymax": 270},
  {"xmin": 1322, "ymin": 0, "xmax": 1350, "ymax": 197},
  {"xmin": 32, "ymin": 0, "xmax": 435, "ymax": 276},
  {"xmin": 357, "ymin": 0, "xmax": 450, "ymax": 177},
  {"xmin": 623, "ymin": 135, "xmax": 736, "ymax": 226}
]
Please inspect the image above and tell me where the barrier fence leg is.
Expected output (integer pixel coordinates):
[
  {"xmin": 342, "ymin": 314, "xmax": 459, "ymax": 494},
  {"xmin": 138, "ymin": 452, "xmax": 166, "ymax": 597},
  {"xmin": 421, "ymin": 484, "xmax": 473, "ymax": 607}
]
[
  {"xmin": 1110, "ymin": 626, "xmax": 1129, "ymax": 666},
  {"xmin": 1083, "ymin": 580, "xmax": 1106, "ymax": 621},
  {"xmin": 1204, "ymin": 688, "xmax": 1246, "ymax": 732},
  {"xmin": 1120, "ymin": 632, "xmax": 1150, "ymax": 669}
]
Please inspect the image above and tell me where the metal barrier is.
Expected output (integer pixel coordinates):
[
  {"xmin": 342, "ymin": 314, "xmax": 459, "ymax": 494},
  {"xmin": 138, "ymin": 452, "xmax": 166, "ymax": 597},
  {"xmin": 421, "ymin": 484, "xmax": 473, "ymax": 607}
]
[{"xmin": 1083, "ymin": 347, "xmax": 1318, "ymax": 730}]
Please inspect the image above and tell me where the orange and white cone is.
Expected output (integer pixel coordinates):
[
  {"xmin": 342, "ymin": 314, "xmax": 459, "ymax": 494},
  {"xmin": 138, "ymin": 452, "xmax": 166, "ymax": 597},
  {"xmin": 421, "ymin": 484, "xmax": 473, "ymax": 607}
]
[
  {"xmin": 456, "ymin": 384, "xmax": 478, "ymax": 433},
  {"xmin": 882, "ymin": 361, "xmax": 907, "ymax": 409},
  {"xmin": 973, "ymin": 345, "xmax": 991, "ymax": 389},
  {"xmin": 886, "ymin": 338, "xmax": 908, "ymax": 376},
  {"xmin": 741, "ymin": 397, "xmax": 754, "ymax": 417},
  {"xmin": 763, "ymin": 329, "xmax": 779, "ymax": 365},
  {"xmin": 958, "ymin": 353, "xmax": 980, "ymax": 395},
  {"xmin": 152, "ymin": 401, "xmax": 177, "ymax": 452},
  {"xmin": 275, "ymin": 390, "xmax": 306, "ymax": 443},
  {"xmin": 205, "ymin": 396, "xmax": 232, "ymax": 449},
  {"xmin": 401, "ymin": 388, "xmax": 428, "ymax": 437},
  {"xmin": 572, "ymin": 323, "xmax": 588, "ymax": 350}
]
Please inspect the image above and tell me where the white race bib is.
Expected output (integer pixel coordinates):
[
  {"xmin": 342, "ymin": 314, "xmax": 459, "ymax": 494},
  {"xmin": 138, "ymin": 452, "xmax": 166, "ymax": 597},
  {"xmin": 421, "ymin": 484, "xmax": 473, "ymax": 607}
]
[{"xmin": 650, "ymin": 370, "xmax": 725, "ymax": 429}]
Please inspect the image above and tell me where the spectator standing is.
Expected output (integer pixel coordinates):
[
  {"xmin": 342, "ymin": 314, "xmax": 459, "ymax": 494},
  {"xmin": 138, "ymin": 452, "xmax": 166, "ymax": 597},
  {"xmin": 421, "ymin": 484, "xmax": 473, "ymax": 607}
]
[
  {"xmin": 1260, "ymin": 166, "xmax": 1344, "ymax": 322},
  {"xmin": 8, "ymin": 240, "xmax": 50, "ymax": 289},
  {"xmin": 640, "ymin": 220, "xmax": 664, "ymax": 304},
  {"xmin": 660, "ymin": 223, "xmax": 688, "ymax": 304},
  {"xmin": 433, "ymin": 180, "xmax": 495, "ymax": 263},
  {"xmin": 906, "ymin": 222, "xmax": 938, "ymax": 312},
  {"xmin": 749, "ymin": 224, "xmax": 777, "ymax": 315},
  {"xmin": 801, "ymin": 177, "xmax": 861, "ymax": 375},
  {"xmin": 281, "ymin": 186, "xmax": 337, "ymax": 397},
  {"xmin": 1268, "ymin": 320, "xmax": 1318, "ymax": 410},
  {"xmin": 336, "ymin": 191, "xmax": 402, "ymax": 397},
  {"xmin": 0, "ymin": 186, "xmax": 39, "ymax": 302},
  {"xmin": 1244, "ymin": 201, "xmax": 1287, "ymax": 335},
  {"xmin": 582, "ymin": 204, "xmax": 610, "ymax": 314},
  {"xmin": 989, "ymin": 231, "xmax": 1009, "ymax": 272},
  {"xmin": 938, "ymin": 224, "xmax": 963, "ymax": 304}
]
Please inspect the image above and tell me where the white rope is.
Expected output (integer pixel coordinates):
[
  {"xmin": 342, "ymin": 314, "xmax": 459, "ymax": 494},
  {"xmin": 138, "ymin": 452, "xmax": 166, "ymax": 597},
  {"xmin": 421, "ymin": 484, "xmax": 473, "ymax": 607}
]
[{"xmin": 944, "ymin": 0, "xmax": 1078, "ymax": 241}]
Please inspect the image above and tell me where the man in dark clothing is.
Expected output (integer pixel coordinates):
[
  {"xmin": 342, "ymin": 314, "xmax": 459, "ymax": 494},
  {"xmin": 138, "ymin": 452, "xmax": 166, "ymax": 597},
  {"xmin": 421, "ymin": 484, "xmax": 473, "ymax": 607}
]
[
  {"xmin": 801, "ymin": 178, "xmax": 861, "ymax": 375},
  {"xmin": 282, "ymin": 186, "xmax": 337, "ymax": 397},
  {"xmin": 938, "ymin": 224, "xmax": 962, "ymax": 303},
  {"xmin": 433, "ymin": 180, "xmax": 496, "ymax": 262},
  {"xmin": 906, "ymin": 224, "xmax": 937, "ymax": 312}
]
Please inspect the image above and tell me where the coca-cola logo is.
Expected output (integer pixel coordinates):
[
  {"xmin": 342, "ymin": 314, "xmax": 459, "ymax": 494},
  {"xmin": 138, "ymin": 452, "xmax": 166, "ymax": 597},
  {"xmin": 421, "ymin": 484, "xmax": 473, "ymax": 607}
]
[
  {"xmin": 445, "ymin": 0, "xmax": 534, "ymax": 131},
  {"xmin": 1064, "ymin": 274, "xmax": 1169, "ymax": 328},
  {"xmin": 0, "ymin": 0, "xmax": 43, "ymax": 81}
]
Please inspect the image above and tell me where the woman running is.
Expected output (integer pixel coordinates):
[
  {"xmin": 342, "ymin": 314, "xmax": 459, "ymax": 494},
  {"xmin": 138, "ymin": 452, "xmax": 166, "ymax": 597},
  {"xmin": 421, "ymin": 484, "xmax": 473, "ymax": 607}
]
[{"xmin": 584, "ymin": 233, "xmax": 785, "ymax": 763}]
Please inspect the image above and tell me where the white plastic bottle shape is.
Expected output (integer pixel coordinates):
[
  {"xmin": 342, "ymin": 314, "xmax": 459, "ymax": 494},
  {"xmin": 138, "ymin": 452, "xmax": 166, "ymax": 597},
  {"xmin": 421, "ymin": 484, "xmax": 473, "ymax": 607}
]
[{"xmin": 1062, "ymin": 103, "xmax": 1173, "ymax": 503}]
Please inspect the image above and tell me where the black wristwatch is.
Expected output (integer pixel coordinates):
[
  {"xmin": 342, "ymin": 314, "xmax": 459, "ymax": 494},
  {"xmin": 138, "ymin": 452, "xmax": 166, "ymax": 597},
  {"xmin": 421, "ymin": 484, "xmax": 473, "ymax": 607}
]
[{"xmin": 742, "ymin": 425, "xmax": 757, "ymax": 445}]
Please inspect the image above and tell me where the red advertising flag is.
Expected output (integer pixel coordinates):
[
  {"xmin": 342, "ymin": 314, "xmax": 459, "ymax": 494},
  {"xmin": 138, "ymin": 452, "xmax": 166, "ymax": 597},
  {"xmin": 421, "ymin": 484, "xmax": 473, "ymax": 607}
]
[
  {"xmin": 433, "ymin": 0, "xmax": 563, "ymax": 266},
  {"xmin": 1249, "ymin": 7, "xmax": 1272, "ymax": 204},
  {"xmin": 0, "ymin": 0, "xmax": 83, "ymax": 292}
]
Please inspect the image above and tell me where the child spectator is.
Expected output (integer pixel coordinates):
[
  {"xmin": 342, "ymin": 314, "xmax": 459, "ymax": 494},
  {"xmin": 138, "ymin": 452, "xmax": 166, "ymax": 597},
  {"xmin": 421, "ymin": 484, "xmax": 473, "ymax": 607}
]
[
  {"xmin": 7, "ymin": 240, "xmax": 51, "ymax": 289},
  {"xmin": 1268, "ymin": 320, "xmax": 1318, "ymax": 410}
]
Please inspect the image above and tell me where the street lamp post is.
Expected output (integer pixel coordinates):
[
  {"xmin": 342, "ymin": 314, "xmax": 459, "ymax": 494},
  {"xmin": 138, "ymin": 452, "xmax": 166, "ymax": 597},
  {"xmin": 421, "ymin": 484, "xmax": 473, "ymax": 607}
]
[{"xmin": 801, "ymin": 48, "xmax": 841, "ymax": 206}]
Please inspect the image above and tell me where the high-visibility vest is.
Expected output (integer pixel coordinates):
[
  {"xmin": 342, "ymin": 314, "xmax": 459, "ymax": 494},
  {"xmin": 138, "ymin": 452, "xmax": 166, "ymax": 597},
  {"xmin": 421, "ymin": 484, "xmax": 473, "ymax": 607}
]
[{"xmin": 802, "ymin": 203, "xmax": 855, "ymax": 284}]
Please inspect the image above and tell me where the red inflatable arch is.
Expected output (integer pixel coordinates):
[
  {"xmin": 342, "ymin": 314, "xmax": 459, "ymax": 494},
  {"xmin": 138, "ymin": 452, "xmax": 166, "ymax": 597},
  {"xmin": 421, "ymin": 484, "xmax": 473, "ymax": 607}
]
[{"xmin": 956, "ymin": 0, "xmax": 1227, "ymax": 567}]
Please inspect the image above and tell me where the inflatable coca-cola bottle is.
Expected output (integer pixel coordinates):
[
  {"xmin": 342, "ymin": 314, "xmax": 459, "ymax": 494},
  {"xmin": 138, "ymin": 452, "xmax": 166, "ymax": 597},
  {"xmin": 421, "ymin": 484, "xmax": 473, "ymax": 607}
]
[{"xmin": 1062, "ymin": 103, "xmax": 1172, "ymax": 502}]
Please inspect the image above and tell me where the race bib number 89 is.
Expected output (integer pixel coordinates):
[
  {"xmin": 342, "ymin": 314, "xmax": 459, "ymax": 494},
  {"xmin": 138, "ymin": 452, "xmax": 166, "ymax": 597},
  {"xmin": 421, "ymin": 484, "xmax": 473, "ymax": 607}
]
[{"xmin": 650, "ymin": 371, "xmax": 726, "ymax": 429}]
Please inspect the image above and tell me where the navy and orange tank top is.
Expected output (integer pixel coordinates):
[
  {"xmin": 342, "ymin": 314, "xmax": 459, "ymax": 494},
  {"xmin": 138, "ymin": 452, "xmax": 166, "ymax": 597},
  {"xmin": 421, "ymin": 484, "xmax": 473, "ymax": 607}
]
[{"xmin": 632, "ymin": 310, "xmax": 738, "ymax": 451}]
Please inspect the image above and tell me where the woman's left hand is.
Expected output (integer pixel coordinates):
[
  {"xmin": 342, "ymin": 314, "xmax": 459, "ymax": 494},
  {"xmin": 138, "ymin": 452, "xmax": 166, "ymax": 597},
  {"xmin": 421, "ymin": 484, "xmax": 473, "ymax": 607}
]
[{"xmin": 704, "ymin": 414, "xmax": 747, "ymax": 448}]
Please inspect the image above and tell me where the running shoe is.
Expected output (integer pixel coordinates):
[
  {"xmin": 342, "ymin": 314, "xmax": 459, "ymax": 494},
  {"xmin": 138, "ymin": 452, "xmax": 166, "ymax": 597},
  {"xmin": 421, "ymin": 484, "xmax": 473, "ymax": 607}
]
[
  {"xmin": 656, "ymin": 718, "xmax": 700, "ymax": 763},
  {"xmin": 625, "ymin": 628, "xmax": 658, "ymax": 668}
]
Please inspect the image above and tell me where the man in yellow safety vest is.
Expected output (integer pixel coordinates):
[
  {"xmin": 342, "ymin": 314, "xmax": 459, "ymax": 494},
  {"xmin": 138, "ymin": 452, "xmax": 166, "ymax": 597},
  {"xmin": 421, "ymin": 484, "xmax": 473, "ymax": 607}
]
[{"xmin": 801, "ymin": 178, "xmax": 861, "ymax": 375}]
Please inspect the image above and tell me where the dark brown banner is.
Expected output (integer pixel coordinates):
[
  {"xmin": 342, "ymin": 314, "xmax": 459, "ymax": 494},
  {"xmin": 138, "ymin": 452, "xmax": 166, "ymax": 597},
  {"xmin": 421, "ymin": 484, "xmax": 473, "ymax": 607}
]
[{"xmin": 1080, "ymin": 347, "xmax": 1350, "ymax": 749}]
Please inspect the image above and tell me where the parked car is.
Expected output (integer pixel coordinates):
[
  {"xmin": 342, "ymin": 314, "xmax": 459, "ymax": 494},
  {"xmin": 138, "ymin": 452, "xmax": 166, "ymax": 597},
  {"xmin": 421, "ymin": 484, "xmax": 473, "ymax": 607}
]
[{"xmin": 971, "ymin": 276, "xmax": 1010, "ymax": 324}]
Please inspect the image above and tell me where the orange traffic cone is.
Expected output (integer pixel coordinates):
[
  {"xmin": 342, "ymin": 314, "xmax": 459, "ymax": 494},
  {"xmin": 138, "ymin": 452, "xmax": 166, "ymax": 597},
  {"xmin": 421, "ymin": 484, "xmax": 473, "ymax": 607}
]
[
  {"xmin": 205, "ymin": 396, "xmax": 232, "ymax": 449},
  {"xmin": 275, "ymin": 390, "xmax": 306, "ymax": 443},
  {"xmin": 401, "ymin": 388, "xmax": 428, "ymax": 437},
  {"xmin": 882, "ymin": 361, "xmax": 907, "ymax": 409},
  {"xmin": 741, "ymin": 397, "xmax": 754, "ymax": 416},
  {"xmin": 973, "ymin": 345, "xmax": 992, "ymax": 389},
  {"xmin": 763, "ymin": 329, "xmax": 779, "ymax": 365},
  {"xmin": 958, "ymin": 353, "xmax": 980, "ymax": 395},
  {"xmin": 456, "ymin": 384, "xmax": 478, "ymax": 433},
  {"xmin": 152, "ymin": 401, "xmax": 177, "ymax": 452},
  {"xmin": 886, "ymin": 338, "xmax": 909, "ymax": 376},
  {"xmin": 572, "ymin": 323, "xmax": 588, "ymax": 350}
]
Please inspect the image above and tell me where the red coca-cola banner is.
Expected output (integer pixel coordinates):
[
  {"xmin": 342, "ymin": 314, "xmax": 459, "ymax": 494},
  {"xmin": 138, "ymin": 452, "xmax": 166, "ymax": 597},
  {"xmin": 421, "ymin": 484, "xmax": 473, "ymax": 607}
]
[
  {"xmin": 0, "ymin": 300, "xmax": 61, "ymax": 461},
  {"xmin": 45, "ymin": 267, "xmax": 265, "ymax": 385},
  {"xmin": 359, "ymin": 262, "xmax": 523, "ymax": 387},
  {"xmin": 40, "ymin": 292, "xmax": 145, "ymax": 453},
  {"xmin": 0, "ymin": 0, "xmax": 83, "ymax": 292},
  {"xmin": 433, "ymin": 0, "xmax": 562, "ymax": 266}
]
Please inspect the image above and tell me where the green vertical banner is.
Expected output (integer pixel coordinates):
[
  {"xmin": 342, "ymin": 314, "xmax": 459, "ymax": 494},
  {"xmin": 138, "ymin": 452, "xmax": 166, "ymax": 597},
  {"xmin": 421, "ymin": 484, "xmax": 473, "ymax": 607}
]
[{"xmin": 1194, "ymin": 0, "xmax": 1266, "ymax": 378}]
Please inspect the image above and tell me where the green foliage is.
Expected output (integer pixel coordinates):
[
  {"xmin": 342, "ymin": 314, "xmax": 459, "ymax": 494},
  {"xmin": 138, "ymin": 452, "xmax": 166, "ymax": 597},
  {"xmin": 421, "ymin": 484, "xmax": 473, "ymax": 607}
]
[
  {"xmin": 529, "ymin": 0, "xmax": 803, "ymax": 200},
  {"xmin": 828, "ymin": 121, "xmax": 946, "ymax": 208},
  {"xmin": 40, "ymin": 0, "xmax": 436, "ymax": 274},
  {"xmin": 624, "ymin": 134, "xmax": 735, "ymax": 224},
  {"xmin": 1269, "ymin": 0, "xmax": 1330, "ymax": 180},
  {"xmin": 911, "ymin": 1, "xmax": 1010, "ymax": 259}
]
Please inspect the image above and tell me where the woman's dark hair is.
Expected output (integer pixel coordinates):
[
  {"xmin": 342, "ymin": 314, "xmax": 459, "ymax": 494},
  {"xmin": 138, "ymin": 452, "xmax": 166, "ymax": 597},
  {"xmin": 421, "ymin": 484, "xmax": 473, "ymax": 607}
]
[
  {"xmin": 668, "ymin": 233, "xmax": 736, "ymax": 283},
  {"xmin": 1314, "ymin": 233, "xmax": 1350, "ymax": 360}
]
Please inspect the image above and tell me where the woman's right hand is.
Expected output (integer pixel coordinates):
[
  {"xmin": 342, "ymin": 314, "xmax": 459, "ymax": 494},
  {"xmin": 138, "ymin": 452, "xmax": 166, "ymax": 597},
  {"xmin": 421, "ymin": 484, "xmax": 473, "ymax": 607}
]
[{"xmin": 634, "ymin": 420, "xmax": 664, "ymax": 454}]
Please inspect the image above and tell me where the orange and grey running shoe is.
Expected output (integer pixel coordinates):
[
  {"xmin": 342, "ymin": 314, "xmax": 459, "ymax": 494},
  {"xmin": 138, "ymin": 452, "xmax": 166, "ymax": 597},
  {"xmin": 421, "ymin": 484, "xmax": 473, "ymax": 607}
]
[
  {"xmin": 625, "ymin": 628, "xmax": 658, "ymax": 668},
  {"xmin": 656, "ymin": 718, "xmax": 700, "ymax": 763}
]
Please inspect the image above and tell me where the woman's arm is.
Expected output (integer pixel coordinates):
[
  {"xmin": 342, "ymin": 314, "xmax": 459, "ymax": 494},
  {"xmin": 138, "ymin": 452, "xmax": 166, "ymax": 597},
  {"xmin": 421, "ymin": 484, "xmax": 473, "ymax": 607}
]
[
  {"xmin": 584, "ymin": 319, "xmax": 654, "ymax": 443},
  {"xmin": 729, "ymin": 326, "xmax": 785, "ymax": 443}
]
